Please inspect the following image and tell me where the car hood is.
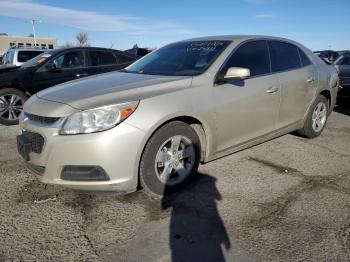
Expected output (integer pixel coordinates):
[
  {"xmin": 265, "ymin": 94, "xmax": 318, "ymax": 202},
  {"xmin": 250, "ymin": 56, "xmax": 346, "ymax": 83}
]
[
  {"xmin": 36, "ymin": 71, "xmax": 192, "ymax": 110},
  {"xmin": 0, "ymin": 64, "xmax": 21, "ymax": 73}
]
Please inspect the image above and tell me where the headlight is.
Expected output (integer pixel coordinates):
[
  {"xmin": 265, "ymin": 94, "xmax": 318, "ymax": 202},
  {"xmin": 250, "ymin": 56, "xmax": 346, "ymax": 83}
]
[{"xmin": 60, "ymin": 101, "xmax": 139, "ymax": 135}]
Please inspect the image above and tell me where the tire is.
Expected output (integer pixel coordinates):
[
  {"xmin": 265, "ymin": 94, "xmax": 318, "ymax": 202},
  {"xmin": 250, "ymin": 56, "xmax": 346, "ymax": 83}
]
[
  {"xmin": 140, "ymin": 121, "xmax": 201, "ymax": 196},
  {"xmin": 297, "ymin": 95, "xmax": 329, "ymax": 138},
  {"xmin": 0, "ymin": 88, "xmax": 28, "ymax": 126}
]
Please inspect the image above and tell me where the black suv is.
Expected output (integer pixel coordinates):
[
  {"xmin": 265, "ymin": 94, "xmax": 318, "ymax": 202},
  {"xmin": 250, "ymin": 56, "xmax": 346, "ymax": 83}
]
[{"xmin": 0, "ymin": 47, "xmax": 137, "ymax": 125}]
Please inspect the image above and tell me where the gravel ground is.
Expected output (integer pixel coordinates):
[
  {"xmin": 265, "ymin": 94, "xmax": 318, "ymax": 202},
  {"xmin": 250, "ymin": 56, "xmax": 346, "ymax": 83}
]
[{"xmin": 0, "ymin": 105, "xmax": 350, "ymax": 261}]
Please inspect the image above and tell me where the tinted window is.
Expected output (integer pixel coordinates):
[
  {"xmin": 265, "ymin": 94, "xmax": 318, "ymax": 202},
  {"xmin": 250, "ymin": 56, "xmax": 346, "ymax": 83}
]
[
  {"xmin": 8, "ymin": 51, "xmax": 15, "ymax": 64},
  {"xmin": 335, "ymin": 55, "xmax": 350, "ymax": 66},
  {"xmin": 115, "ymin": 53, "xmax": 135, "ymax": 64},
  {"xmin": 221, "ymin": 40, "xmax": 270, "ymax": 77},
  {"xmin": 17, "ymin": 51, "xmax": 44, "ymax": 63},
  {"xmin": 89, "ymin": 51, "xmax": 117, "ymax": 66},
  {"xmin": 126, "ymin": 41, "xmax": 230, "ymax": 76},
  {"xmin": 269, "ymin": 41, "xmax": 301, "ymax": 72},
  {"xmin": 51, "ymin": 51, "xmax": 84, "ymax": 69},
  {"xmin": 298, "ymin": 49, "xmax": 312, "ymax": 67}
]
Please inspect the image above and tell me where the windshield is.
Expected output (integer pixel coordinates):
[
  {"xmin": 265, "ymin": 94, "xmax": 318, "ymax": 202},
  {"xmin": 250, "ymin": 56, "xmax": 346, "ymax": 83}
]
[
  {"xmin": 21, "ymin": 50, "xmax": 56, "ymax": 68},
  {"xmin": 125, "ymin": 40, "xmax": 231, "ymax": 76}
]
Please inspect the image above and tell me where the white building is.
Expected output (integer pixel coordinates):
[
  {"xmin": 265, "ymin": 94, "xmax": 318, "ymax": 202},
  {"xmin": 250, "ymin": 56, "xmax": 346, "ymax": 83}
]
[{"xmin": 0, "ymin": 35, "xmax": 57, "ymax": 56}]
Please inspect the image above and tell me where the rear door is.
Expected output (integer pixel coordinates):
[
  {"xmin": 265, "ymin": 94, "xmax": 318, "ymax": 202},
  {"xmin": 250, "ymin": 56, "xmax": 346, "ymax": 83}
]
[
  {"xmin": 213, "ymin": 40, "xmax": 281, "ymax": 153},
  {"xmin": 269, "ymin": 41, "xmax": 317, "ymax": 129},
  {"xmin": 32, "ymin": 50, "xmax": 88, "ymax": 92}
]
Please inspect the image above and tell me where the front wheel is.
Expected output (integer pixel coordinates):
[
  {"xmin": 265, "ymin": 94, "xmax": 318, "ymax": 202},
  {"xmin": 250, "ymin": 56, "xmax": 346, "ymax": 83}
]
[
  {"xmin": 140, "ymin": 121, "xmax": 201, "ymax": 196},
  {"xmin": 297, "ymin": 95, "xmax": 329, "ymax": 138},
  {"xmin": 0, "ymin": 88, "xmax": 28, "ymax": 126}
]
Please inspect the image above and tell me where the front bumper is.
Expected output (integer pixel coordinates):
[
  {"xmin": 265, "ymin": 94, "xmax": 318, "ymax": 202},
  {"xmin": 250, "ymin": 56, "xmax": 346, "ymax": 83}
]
[{"xmin": 18, "ymin": 118, "xmax": 146, "ymax": 193}]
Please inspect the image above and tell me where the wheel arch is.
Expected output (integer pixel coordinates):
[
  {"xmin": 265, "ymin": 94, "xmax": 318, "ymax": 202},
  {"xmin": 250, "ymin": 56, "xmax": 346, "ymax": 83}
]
[
  {"xmin": 319, "ymin": 89, "xmax": 331, "ymax": 108},
  {"xmin": 135, "ymin": 114, "xmax": 211, "ymax": 190}
]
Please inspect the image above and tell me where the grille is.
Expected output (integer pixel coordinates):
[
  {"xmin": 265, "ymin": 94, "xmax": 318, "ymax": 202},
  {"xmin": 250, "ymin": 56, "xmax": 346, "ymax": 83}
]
[
  {"xmin": 22, "ymin": 131, "xmax": 45, "ymax": 154},
  {"xmin": 25, "ymin": 113, "xmax": 61, "ymax": 124}
]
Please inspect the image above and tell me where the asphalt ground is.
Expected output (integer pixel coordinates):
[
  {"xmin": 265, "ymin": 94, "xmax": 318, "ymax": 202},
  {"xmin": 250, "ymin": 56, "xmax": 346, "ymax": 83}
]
[{"xmin": 0, "ymin": 104, "xmax": 350, "ymax": 261}]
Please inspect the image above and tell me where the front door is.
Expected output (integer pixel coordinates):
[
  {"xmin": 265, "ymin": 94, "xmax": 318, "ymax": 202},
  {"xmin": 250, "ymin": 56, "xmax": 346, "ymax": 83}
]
[
  {"xmin": 213, "ymin": 40, "xmax": 281, "ymax": 154},
  {"xmin": 32, "ymin": 50, "xmax": 88, "ymax": 92}
]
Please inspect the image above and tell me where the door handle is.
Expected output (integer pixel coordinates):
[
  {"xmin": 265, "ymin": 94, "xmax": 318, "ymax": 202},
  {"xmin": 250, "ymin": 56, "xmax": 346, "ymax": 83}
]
[
  {"xmin": 266, "ymin": 86, "xmax": 279, "ymax": 94},
  {"xmin": 76, "ymin": 73, "xmax": 88, "ymax": 78},
  {"xmin": 306, "ymin": 77, "xmax": 315, "ymax": 83}
]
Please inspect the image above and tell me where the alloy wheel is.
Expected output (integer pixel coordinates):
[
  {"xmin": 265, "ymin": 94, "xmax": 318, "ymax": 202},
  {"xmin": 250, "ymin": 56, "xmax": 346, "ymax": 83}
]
[
  {"xmin": 0, "ymin": 94, "xmax": 24, "ymax": 122},
  {"xmin": 154, "ymin": 135, "xmax": 196, "ymax": 186},
  {"xmin": 311, "ymin": 102, "xmax": 327, "ymax": 133}
]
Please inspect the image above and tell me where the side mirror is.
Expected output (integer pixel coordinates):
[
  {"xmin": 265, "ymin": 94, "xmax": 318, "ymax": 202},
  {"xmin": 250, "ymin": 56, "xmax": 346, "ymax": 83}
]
[
  {"xmin": 224, "ymin": 67, "xmax": 250, "ymax": 81},
  {"xmin": 45, "ymin": 63, "xmax": 59, "ymax": 72}
]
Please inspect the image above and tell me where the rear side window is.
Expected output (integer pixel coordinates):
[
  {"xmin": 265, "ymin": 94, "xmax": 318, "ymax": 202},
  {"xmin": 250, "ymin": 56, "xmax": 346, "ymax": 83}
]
[
  {"xmin": 89, "ymin": 51, "xmax": 117, "ymax": 66},
  {"xmin": 17, "ymin": 51, "xmax": 43, "ymax": 63},
  {"xmin": 298, "ymin": 49, "xmax": 312, "ymax": 67},
  {"xmin": 269, "ymin": 41, "xmax": 301, "ymax": 72},
  {"xmin": 222, "ymin": 40, "xmax": 270, "ymax": 77},
  {"xmin": 115, "ymin": 53, "xmax": 135, "ymax": 64}
]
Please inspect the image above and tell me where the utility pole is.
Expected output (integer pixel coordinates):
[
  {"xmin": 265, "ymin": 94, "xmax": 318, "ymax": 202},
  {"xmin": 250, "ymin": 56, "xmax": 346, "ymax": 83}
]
[{"xmin": 31, "ymin": 19, "xmax": 40, "ymax": 46}]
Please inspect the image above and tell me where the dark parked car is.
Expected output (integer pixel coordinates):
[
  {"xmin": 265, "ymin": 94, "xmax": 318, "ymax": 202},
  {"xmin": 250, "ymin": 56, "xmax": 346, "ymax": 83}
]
[
  {"xmin": 0, "ymin": 47, "xmax": 137, "ymax": 125},
  {"xmin": 125, "ymin": 47, "xmax": 151, "ymax": 57},
  {"xmin": 334, "ymin": 54, "xmax": 350, "ymax": 99},
  {"xmin": 314, "ymin": 50, "xmax": 340, "ymax": 64}
]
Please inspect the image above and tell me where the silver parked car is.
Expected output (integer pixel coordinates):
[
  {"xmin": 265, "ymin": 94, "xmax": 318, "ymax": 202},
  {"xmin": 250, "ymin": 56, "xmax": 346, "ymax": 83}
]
[{"xmin": 17, "ymin": 36, "xmax": 339, "ymax": 196}]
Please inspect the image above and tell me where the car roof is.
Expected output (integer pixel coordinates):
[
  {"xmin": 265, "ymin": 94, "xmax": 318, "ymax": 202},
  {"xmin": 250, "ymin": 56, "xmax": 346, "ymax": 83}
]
[
  {"xmin": 54, "ymin": 46, "xmax": 138, "ymax": 58},
  {"xmin": 178, "ymin": 35, "xmax": 305, "ymax": 46},
  {"xmin": 7, "ymin": 48, "xmax": 47, "ymax": 52}
]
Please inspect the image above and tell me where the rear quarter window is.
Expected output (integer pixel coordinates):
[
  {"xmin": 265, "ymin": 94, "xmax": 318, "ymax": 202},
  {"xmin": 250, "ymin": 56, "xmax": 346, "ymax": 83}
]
[
  {"xmin": 269, "ymin": 41, "xmax": 301, "ymax": 72},
  {"xmin": 298, "ymin": 49, "xmax": 312, "ymax": 67},
  {"xmin": 115, "ymin": 53, "xmax": 136, "ymax": 64}
]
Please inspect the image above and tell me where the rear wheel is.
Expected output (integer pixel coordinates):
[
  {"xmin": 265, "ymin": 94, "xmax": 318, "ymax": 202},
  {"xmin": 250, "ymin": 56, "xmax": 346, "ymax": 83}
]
[
  {"xmin": 0, "ymin": 88, "xmax": 27, "ymax": 126},
  {"xmin": 297, "ymin": 95, "xmax": 329, "ymax": 138},
  {"xmin": 140, "ymin": 121, "xmax": 201, "ymax": 196}
]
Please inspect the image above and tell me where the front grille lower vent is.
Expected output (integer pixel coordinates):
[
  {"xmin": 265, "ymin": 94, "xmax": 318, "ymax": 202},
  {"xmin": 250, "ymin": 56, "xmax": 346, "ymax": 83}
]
[{"xmin": 22, "ymin": 131, "xmax": 45, "ymax": 154}]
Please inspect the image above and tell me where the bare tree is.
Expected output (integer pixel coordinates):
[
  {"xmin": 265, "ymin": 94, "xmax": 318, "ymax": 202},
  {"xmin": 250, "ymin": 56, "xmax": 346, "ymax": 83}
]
[{"xmin": 76, "ymin": 32, "xmax": 89, "ymax": 47}]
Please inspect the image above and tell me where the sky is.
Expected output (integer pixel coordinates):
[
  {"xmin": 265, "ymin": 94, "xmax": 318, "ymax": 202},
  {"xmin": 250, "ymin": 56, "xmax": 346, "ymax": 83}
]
[{"xmin": 0, "ymin": 0, "xmax": 349, "ymax": 51}]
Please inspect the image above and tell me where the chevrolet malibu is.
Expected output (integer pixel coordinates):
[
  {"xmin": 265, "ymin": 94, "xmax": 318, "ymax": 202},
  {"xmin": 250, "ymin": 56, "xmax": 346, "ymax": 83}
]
[{"xmin": 17, "ymin": 36, "xmax": 339, "ymax": 196}]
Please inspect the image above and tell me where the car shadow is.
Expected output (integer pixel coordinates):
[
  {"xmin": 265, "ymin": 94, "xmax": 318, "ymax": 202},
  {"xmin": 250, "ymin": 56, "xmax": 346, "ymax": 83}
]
[
  {"xmin": 161, "ymin": 173, "xmax": 231, "ymax": 262},
  {"xmin": 334, "ymin": 98, "xmax": 350, "ymax": 116}
]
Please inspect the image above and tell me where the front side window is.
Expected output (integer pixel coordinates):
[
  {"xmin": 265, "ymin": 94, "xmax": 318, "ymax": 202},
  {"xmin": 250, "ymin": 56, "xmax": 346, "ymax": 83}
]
[
  {"xmin": 89, "ymin": 51, "xmax": 117, "ymax": 66},
  {"xmin": 220, "ymin": 40, "xmax": 271, "ymax": 77},
  {"xmin": 17, "ymin": 51, "xmax": 44, "ymax": 63},
  {"xmin": 51, "ymin": 51, "xmax": 84, "ymax": 69},
  {"xmin": 126, "ymin": 40, "xmax": 231, "ymax": 76},
  {"xmin": 269, "ymin": 41, "xmax": 301, "ymax": 72}
]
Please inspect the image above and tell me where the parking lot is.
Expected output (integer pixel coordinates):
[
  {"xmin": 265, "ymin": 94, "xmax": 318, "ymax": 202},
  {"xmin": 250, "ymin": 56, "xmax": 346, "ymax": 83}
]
[{"xmin": 0, "ymin": 104, "xmax": 349, "ymax": 261}]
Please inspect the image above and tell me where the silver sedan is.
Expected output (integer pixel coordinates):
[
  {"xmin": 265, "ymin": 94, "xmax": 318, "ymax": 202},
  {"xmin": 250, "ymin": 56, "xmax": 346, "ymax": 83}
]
[{"xmin": 17, "ymin": 35, "xmax": 339, "ymax": 196}]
